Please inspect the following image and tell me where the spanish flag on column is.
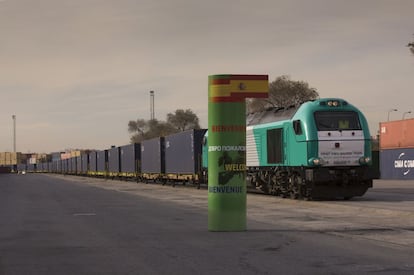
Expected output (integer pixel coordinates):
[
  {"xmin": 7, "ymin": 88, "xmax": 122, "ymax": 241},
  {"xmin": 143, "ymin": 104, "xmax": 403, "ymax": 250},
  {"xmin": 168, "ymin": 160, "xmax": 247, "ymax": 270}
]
[{"xmin": 209, "ymin": 74, "xmax": 268, "ymax": 102}]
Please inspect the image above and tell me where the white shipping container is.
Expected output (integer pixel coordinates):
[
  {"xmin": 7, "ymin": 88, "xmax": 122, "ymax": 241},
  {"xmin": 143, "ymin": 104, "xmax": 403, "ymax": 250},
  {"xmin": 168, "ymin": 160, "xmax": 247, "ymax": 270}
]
[{"xmin": 61, "ymin": 153, "xmax": 71, "ymax": 160}]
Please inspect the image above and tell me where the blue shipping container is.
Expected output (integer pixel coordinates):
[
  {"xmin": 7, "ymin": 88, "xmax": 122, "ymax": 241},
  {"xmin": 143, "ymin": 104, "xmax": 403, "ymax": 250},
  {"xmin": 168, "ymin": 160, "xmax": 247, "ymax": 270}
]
[
  {"xmin": 81, "ymin": 154, "xmax": 89, "ymax": 174},
  {"xmin": 108, "ymin": 147, "xmax": 121, "ymax": 173},
  {"xmin": 141, "ymin": 137, "xmax": 165, "ymax": 173},
  {"xmin": 97, "ymin": 150, "xmax": 108, "ymax": 173},
  {"xmin": 89, "ymin": 152, "xmax": 97, "ymax": 172},
  {"xmin": 120, "ymin": 143, "xmax": 140, "ymax": 173},
  {"xmin": 380, "ymin": 148, "xmax": 414, "ymax": 179},
  {"xmin": 165, "ymin": 129, "xmax": 206, "ymax": 174}
]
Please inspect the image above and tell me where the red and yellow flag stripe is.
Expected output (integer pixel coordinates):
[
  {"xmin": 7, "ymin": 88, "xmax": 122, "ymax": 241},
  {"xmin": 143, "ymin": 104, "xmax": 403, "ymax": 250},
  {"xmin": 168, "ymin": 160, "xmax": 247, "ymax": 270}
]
[{"xmin": 209, "ymin": 75, "xmax": 268, "ymax": 102}]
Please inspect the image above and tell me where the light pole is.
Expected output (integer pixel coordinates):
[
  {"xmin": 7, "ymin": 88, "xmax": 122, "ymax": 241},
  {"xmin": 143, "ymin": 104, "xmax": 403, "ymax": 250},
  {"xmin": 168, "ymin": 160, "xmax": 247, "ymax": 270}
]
[
  {"xmin": 403, "ymin": 111, "xmax": 412, "ymax": 119},
  {"xmin": 12, "ymin": 115, "xmax": 16, "ymax": 152},
  {"xmin": 387, "ymin": 109, "xmax": 398, "ymax": 121}
]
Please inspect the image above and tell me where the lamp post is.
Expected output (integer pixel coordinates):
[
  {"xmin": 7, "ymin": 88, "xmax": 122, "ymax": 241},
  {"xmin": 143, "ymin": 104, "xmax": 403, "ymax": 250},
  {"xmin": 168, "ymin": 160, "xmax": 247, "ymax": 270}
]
[
  {"xmin": 403, "ymin": 111, "xmax": 412, "ymax": 119},
  {"xmin": 387, "ymin": 109, "xmax": 398, "ymax": 121}
]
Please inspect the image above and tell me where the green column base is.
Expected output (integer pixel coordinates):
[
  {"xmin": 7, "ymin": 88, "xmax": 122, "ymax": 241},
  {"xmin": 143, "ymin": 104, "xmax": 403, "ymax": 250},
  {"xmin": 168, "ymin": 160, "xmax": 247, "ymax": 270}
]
[{"xmin": 208, "ymin": 192, "xmax": 246, "ymax": 231}]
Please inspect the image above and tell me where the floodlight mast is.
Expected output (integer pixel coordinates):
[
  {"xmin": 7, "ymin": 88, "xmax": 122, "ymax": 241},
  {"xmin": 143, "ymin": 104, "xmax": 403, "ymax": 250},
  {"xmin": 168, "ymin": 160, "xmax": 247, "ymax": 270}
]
[
  {"xmin": 12, "ymin": 115, "xmax": 16, "ymax": 152},
  {"xmin": 150, "ymin": 91, "xmax": 155, "ymax": 120}
]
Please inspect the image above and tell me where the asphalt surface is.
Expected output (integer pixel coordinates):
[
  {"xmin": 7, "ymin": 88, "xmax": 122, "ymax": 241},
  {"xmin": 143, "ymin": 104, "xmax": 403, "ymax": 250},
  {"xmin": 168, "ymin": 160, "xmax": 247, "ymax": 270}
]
[{"xmin": 1, "ymin": 173, "xmax": 414, "ymax": 275}]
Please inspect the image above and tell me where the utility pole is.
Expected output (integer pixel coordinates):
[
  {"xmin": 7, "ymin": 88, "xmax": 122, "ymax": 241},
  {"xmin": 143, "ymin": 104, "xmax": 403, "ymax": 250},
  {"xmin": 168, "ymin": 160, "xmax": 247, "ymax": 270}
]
[{"xmin": 150, "ymin": 90, "xmax": 155, "ymax": 120}]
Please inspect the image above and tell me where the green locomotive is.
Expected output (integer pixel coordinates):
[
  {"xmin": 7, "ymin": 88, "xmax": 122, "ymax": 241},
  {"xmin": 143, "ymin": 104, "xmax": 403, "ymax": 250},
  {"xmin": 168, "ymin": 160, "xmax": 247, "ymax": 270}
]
[{"xmin": 203, "ymin": 98, "xmax": 373, "ymax": 199}]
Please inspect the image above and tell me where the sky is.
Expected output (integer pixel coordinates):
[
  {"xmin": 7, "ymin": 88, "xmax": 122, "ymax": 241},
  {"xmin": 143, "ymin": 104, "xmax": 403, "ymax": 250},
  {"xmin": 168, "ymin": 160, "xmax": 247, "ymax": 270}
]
[{"xmin": 1, "ymin": 0, "xmax": 413, "ymax": 153}]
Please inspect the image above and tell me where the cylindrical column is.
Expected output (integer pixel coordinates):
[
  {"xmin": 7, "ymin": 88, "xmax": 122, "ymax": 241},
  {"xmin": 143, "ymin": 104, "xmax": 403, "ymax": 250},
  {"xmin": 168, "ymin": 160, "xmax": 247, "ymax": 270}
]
[
  {"xmin": 208, "ymin": 74, "xmax": 268, "ymax": 231},
  {"xmin": 208, "ymin": 95, "xmax": 247, "ymax": 231}
]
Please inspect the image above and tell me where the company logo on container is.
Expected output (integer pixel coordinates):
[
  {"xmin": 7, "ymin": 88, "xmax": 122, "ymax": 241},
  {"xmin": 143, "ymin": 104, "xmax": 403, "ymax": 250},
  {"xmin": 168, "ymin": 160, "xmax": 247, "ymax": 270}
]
[{"xmin": 394, "ymin": 152, "xmax": 414, "ymax": 176}]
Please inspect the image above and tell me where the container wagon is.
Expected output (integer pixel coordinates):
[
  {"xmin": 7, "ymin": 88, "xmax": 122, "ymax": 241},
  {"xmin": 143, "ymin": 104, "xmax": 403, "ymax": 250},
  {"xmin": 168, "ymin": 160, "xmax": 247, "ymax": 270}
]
[
  {"xmin": 141, "ymin": 137, "xmax": 165, "ymax": 181},
  {"xmin": 164, "ymin": 129, "xmax": 207, "ymax": 185},
  {"xmin": 120, "ymin": 143, "xmax": 141, "ymax": 178}
]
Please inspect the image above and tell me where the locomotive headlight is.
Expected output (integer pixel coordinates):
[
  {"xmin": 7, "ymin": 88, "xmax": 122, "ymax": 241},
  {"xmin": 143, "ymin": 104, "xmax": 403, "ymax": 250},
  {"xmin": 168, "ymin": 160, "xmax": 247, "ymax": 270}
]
[
  {"xmin": 308, "ymin": 157, "xmax": 323, "ymax": 166},
  {"xmin": 327, "ymin": 100, "xmax": 339, "ymax": 107},
  {"xmin": 359, "ymin": 156, "xmax": 371, "ymax": 165}
]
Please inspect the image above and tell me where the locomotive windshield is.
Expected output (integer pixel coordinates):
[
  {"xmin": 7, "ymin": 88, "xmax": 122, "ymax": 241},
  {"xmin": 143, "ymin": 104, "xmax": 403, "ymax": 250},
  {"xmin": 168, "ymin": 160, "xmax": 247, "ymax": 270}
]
[{"xmin": 314, "ymin": 111, "xmax": 361, "ymax": 131}]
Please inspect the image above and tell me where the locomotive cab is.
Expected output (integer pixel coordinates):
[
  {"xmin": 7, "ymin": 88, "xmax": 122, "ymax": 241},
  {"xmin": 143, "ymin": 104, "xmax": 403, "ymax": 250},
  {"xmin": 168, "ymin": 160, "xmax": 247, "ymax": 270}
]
[{"xmin": 303, "ymin": 99, "xmax": 373, "ymax": 198}]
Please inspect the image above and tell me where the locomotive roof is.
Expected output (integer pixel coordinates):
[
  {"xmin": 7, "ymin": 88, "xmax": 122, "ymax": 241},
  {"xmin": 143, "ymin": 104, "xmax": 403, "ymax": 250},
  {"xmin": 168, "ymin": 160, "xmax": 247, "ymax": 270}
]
[
  {"xmin": 246, "ymin": 104, "xmax": 300, "ymax": 126},
  {"xmin": 246, "ymin": 98, "xmax": 357, "ymax": 126}
]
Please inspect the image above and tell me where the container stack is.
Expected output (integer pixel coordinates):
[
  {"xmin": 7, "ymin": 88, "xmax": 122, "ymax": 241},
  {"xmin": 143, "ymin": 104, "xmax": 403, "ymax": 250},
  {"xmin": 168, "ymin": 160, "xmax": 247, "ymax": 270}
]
[
  {"xmin": 0, "ymin": 152, "xmax": 21, "ymax": 166},
  {"xmin": 379, "ymin": 119, "xmax": 414, "ymax": 179}
]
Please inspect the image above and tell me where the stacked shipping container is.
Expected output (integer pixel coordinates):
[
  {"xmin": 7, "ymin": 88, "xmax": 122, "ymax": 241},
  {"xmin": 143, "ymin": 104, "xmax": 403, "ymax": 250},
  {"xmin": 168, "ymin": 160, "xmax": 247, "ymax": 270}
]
[
  {"xmin": 0, "ymin": 152, "xmax": 21, "ymax": 166},
  {"xmin": 380, "ymin": 119, "xmax": 414, "ymax": 179}
]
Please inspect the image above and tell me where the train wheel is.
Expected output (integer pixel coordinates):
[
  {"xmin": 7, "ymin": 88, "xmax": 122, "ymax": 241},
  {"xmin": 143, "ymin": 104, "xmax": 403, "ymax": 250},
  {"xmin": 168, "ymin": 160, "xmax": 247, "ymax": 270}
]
[
  {"xmin": 275, "ymin": 170, "xmax": 289, "ymax": 197},
  {"xmin": 268, "ymin": 174, "xmax": 278, "ymax": 196},
  {"xmin": 289, "ymin": 173, "xmax": 302, "ymax": 199},
  {"xmin": 258, "ymin": 172, "xmax": 270, "ymax": 194}
]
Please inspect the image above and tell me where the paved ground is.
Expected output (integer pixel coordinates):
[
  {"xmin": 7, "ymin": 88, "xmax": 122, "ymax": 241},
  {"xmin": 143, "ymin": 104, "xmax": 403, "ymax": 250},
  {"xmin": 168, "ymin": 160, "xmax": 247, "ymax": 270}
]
[
  {"xmin": 1, "ymin": 174, "xmax": 413, "ymax": 274},
  {"xmin": 56, "ymin": 174, "xmax": 414, "ymax": 248}
]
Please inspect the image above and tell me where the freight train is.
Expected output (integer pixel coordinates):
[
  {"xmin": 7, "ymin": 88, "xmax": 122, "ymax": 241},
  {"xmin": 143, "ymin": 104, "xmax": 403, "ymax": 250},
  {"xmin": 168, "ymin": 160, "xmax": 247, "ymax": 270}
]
[{"xmin": 20, "ymin": 98, "xmax": 374, "ymax": 200}]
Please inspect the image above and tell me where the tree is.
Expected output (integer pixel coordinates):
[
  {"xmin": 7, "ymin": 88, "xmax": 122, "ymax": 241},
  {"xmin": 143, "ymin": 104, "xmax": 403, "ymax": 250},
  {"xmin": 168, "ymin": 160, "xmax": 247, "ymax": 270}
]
[
  {"xmin": 167, "ymin": 109, "xmax": 201, "ymax": 131},
  {"xmin": 147, "ymin": 119, "xmax": 177, "ymax": 138},
  {"xmin": 128, "ymin": 108, "xmax": 201, "ymax": 143},
  {"xmin": 128, "ymin": 118, "xmax": 177, "ymax": 143},
  {"xmin": 128, "ymin": 119, "xmax": 146, "ymax": 137},
  {"xmin": 247, "ymin": 75, "xmax": 319, "ymax": 113}
]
